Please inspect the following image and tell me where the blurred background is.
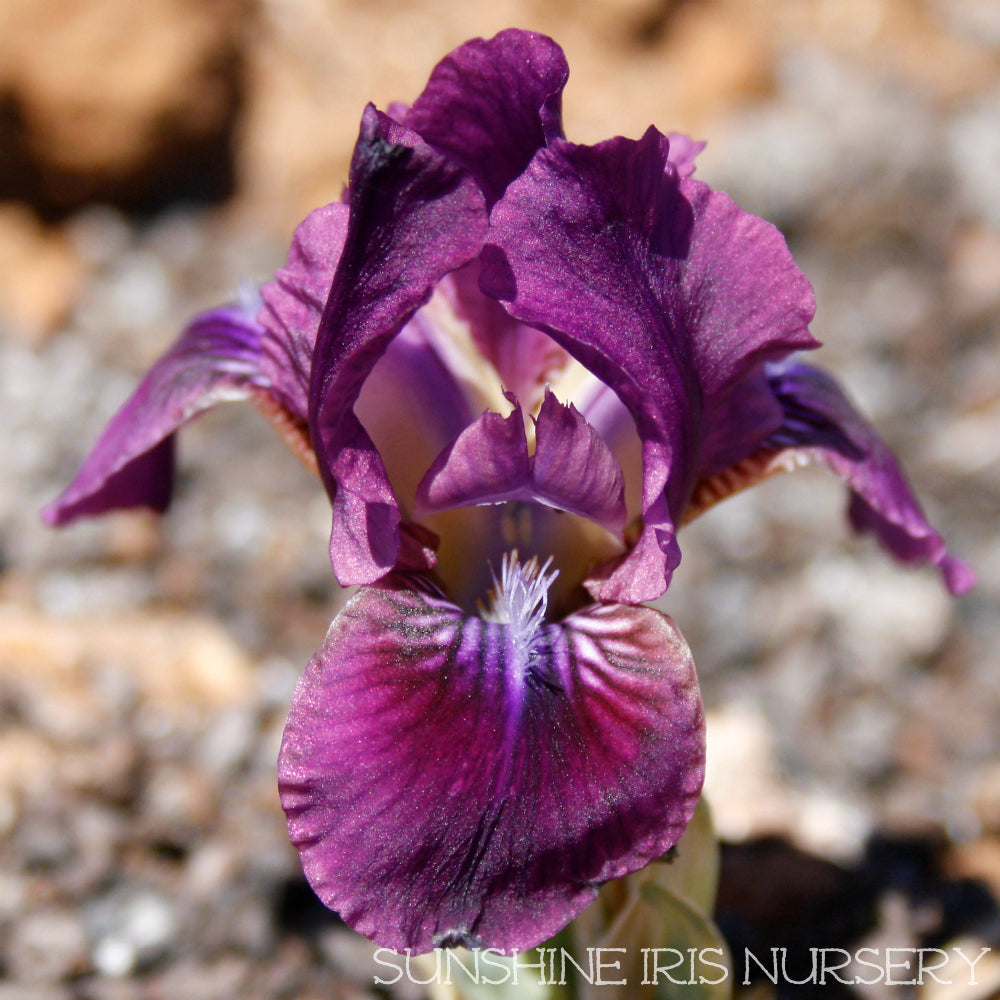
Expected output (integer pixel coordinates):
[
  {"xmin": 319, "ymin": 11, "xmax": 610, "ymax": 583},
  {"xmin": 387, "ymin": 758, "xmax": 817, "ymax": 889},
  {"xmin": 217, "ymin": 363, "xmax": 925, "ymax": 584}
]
[{"xmin": 1, "ymin": 0, "xmax": 999, "ymax": 996}]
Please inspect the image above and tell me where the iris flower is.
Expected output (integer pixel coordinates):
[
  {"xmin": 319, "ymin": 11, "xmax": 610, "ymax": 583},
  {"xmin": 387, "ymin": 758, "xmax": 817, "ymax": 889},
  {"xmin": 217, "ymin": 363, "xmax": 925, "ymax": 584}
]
[{"xmin": 45, "ymin": 30, "xmax": 972, "ymax": 955}]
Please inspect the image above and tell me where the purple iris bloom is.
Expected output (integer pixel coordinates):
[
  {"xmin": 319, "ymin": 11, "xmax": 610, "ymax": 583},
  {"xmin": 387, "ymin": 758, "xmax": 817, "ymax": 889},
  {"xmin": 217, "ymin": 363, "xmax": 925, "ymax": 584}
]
[{"xmin": 44, "ymin": 30, "xmax": 972, "ymax": 955}]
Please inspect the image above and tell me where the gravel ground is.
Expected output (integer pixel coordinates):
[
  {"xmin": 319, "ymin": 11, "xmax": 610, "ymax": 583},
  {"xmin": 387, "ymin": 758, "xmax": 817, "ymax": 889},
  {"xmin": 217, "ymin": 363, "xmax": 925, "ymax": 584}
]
[{"xmin": 2, "ymin": 2, "xmax": 999, "ymax": 998}]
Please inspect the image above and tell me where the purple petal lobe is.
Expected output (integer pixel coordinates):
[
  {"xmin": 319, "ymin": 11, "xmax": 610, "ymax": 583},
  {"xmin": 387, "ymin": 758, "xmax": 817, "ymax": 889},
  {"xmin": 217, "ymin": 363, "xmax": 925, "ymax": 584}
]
[
  {"xmin": 483, "ymin": 128, "xmax": 817, "ymax": 602},
  {"xmin": 308, "ymin": 105, "xmax": 488, "ymax": 585},
  {"xmin": 404, "ymin": 29, "xmax": 568, "ymax": 206},
  {"xmin": 416, "ymin": 404, "xmax": 530, "ymax": 511},
  {"xmin": 43, "ymin": 306, "xmax": 266, "ymax": 526},
  {"xmin": 531, "ymin": 388, "xmax": 627, "ymax": 531},
  {"xmin": 665, "ymin": 132, "xmax": 706, "ymax": 179},
  {"xmin": 767, "ymin": 362, "xmax": 974, "ymax": 595},
  {"xmin": 416, "ymin": 390, "xmax": 626, "ymax": 532},
  {"xmin": 258, "ymin": 201, "xmax": 350, "ymax": 421},
  {"xmin": 278, "ymin": 579, "xmax": 705, "ymax": 953}
]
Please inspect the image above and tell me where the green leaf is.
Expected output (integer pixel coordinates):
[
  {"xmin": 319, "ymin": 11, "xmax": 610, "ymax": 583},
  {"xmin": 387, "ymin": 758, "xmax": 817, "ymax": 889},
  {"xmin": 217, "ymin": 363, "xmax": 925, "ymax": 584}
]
[
  {"xmin": 422, "ymin": 948, "xmax": 552, "ymax": 1000},
  {"xmin": 635, "ymin": 883, "xmax": 732, "ymax": 1000},
  {"xmin": 566, "ymin": 797, "xmax": 733, "ymax": 1000},
  {"xmin": 648, "ymin": 797, "xmax": 720, "ymax": 915}
]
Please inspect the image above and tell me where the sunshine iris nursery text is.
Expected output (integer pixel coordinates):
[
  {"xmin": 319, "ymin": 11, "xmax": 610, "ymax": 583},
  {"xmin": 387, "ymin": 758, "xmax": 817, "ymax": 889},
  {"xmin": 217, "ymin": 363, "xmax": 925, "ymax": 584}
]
[{"xmin": 373, "ymin": 945, "xmax": 992, "ymax": 988}]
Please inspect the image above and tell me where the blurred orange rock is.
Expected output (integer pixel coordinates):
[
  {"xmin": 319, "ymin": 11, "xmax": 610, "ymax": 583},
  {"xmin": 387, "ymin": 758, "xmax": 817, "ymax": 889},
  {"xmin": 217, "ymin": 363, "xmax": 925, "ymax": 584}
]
[
  {"xmin": 0, "ymin": 202, "xmax": 84, "ymax": 339},
  {"xmin": 0, "ymin": 0, "xmax": 250, "ymax": 212},
  {"xmin": 0, "ymin": 603, "xmax": 256, "ymax": 712}
]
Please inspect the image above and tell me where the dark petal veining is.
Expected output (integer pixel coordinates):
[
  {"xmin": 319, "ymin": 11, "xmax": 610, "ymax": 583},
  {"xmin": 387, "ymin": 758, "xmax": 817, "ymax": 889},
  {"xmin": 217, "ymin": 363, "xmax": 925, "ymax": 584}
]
[{"xmin": 278, "ymin": 577, "xmax": 704, "ymax": 954}]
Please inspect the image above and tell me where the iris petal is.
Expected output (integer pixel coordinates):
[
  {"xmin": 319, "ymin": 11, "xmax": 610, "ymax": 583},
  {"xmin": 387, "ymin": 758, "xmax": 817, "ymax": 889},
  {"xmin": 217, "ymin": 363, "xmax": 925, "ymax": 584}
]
[
  {"xmin": 531, "ymin": 388, "xmax": 627, "ymax": 532},
  {"xmin": 258, "ymin": 201, "xmax": 350, "ymax": 422},
  {"xmin": 416, "ymin": 389, "xmax": 626, "ymax": 533},
  {"xmin": 446, "ymin": 261, "xmax": 571, "ymax": 413},
  {"xmin": 766, "ymin": 363, "xmax": 975, "ymax": 594},
  {"xmin": 308, "ymin": 105, "xmax": 488, "ymax": 585},
  {"xmin": 354, "ymin": 314, "xmax": 482, "ymax": 511},
  {"xmin": 483, "ymin": 127, "xmax": 817, "ymax": 602},
  {"xmin": 43, "ymin": 305, "xmax": 266, "ymax": 526},
  {"xmin": 416, "ymin": 404, "xmax": 530, "ymax": 512},
  {"xmin": 698, "ymin": 364, "xmax": 786, "ymax": 478},
  {"xmin": 404, "ymin": 29, "xmax": 568, "ymax": 207},
  {"xmin": 278, "ymin": 578, "xmax": 704, "ymax": 954},
  {"xmin": 664, "ymin": 132, "xmax": 706, "ymax": 179}
]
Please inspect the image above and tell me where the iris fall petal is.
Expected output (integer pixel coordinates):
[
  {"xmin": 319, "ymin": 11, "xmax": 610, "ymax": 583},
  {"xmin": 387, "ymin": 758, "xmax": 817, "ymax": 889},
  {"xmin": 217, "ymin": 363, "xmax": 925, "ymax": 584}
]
[
  {"xmin": 278, "ymin": 577, "xmax": 704, "ymax": 954},
  {"xmin": 766, "ymin": 363, "xmax": 975, "ymax": 595},
  {"xmin": 43, "ymin": 305, "xmax": 266, "ymax": 526}
]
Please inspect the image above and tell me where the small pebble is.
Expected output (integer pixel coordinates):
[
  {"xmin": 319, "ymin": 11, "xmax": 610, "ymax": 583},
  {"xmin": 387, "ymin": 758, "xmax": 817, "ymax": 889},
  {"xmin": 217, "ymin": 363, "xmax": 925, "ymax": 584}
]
[{"xmin": 5, "ymin": 910, "xmax": 89, "ymax": 983}]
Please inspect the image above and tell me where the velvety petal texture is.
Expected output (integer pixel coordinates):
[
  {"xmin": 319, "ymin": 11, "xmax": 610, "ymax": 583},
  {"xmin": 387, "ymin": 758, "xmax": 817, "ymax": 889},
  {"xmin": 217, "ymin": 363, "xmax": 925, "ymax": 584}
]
[
  {"xmin": 766, "ymin": 363, "xmax": 975, "ymax": 595},
  {"xmin": 405, "ymin": 29, "xmax": 568, "ymax": 207},
  {"xmin": 483, "ymin": 127, "xmax": 818, "ymax": 603},
  {"xmin": 43, "ymin": 305, "xmax": 266, "ymax": 526},
  {"xmin": 279, "ymin": 577, "xmax": 705, "ymax": 954},
  {"xmin": 308, "ymin": 105, "xmax": 488, "ymax": 585}
]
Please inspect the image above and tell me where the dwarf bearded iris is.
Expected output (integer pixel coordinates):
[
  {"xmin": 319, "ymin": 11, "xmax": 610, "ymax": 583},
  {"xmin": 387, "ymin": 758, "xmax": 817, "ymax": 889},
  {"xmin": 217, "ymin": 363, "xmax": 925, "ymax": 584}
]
[{"xmin": 44, "ymin": 29, "xmax": 972, "ymax": 955}]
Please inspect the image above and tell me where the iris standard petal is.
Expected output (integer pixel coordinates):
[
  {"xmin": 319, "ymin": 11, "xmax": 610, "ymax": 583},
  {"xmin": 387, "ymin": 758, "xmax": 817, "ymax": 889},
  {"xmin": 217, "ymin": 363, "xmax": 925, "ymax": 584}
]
[
  {"xmin": 42, "ymin": 305, "xmax": 266, "ymax": 526},
  {"xmin": 766, "ymin": 362, "xmax": 975, "ymax": 594},
  {"xmin": 404, "ymin": 28, "xmax": 568, "ymax": 207},
  {"xmin": 308, "ymin": 104, "xmax": 488, "ymax": 585},
  {"xmin": 259, "ymin": 201, "xmax": 487, "ymax": 503},
  {"xmin": 278, "ymin": 578, "xmax": 704, "ymax": 954},
  {"xmin": 445, "ymin": 261, "xmax": 570, "ymax": 413},
  {"xmin": 258, "ymin": 201, "xmax": 350, "ymax": 422},
  {"xmin": 482, "ymin": 127, "xmax": 817, "ymax": 602}
]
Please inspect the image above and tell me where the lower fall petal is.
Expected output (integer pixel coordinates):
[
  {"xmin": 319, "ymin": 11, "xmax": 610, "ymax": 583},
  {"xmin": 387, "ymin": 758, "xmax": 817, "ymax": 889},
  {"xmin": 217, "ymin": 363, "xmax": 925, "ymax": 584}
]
[
  {"xmin": 766, "ymin": 362, "xmax": 974, "ymax": 594},
  {"xmin": 278, "ymin": 577, "xmax": 705, "ymax": 954},
  {"xmin": 42, "ymin": 305, "xmax": 267, "ymax": 526}
]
